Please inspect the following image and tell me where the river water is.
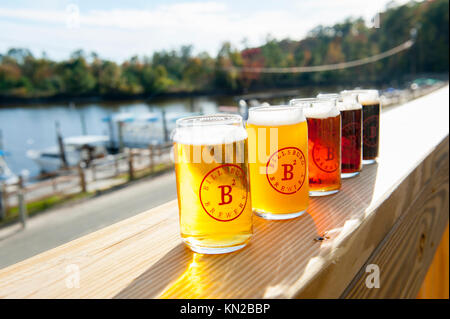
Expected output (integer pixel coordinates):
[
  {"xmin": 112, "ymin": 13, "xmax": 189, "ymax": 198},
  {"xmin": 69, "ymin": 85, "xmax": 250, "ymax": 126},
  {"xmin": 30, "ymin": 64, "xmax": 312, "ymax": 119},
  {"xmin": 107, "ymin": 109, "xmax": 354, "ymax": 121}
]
[
  {"xmin": 0, "ymin": 86, "xmax": 346, "ymax": 178},
  {"xmin": 0, "ymin": 95, "xmax": 240, "ymax": 177}
]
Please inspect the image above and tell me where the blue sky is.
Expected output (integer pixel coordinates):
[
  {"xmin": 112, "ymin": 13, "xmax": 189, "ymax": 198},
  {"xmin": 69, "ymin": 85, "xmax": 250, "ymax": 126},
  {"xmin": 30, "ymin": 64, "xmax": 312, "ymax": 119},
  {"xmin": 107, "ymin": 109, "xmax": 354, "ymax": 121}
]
[{"xmin": 0, "ymin": 0, "xmax": 412, "ymax": 62}]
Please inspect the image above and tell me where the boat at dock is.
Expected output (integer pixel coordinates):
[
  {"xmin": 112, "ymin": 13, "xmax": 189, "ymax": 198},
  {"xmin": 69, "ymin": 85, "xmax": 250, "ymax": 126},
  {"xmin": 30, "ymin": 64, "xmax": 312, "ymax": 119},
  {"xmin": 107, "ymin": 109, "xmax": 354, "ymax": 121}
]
[
  {"xmin": 27, "ymin": 135, "xmax": 109, "ymax": 173},
  {"xmin": 103, "ymin": 111, "xmax": 200, "ymax": 150}
]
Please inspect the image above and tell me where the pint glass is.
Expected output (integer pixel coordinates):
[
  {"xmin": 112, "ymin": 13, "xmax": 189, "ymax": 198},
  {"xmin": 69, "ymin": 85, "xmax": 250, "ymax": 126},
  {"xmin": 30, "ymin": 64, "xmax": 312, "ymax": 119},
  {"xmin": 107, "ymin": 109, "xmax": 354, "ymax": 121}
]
[
  {"xmin": 173, "ymin": 114, "xmax": 253, "ymax": 254},
  {"xmin": 342, "ymin": 89, "xmax": 381, "ymax": 164},
  {"xmin": 304, "ymin": 99, "xmax": 341, "ymax": 196},
  {"xmin": 289, "ymin": 97, "xmax": 318, "ymax": 107},
  {"xmin": 359, "ymin": 90, "xmax": 381, "ymax": 164},
  {"xmin": 246, "ymin": 106, "xmax": 309, "ymax": 220},
  {"xmin": 338, "ymin": 93, "xmax": 362, "ymax": 178}
]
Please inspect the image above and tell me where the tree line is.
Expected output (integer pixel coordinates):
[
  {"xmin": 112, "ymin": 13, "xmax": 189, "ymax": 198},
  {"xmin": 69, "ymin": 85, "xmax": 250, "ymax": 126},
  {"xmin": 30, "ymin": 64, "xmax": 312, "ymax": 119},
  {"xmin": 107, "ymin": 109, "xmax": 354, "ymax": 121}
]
[{"xmin": 0, "ymin": 0, "xmax": 448, "ymax": 101}]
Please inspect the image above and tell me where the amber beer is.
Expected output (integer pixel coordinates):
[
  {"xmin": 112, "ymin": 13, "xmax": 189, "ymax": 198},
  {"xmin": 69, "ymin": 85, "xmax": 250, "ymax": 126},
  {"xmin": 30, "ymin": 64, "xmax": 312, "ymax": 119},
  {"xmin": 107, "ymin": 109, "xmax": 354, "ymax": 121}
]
[
  {"xmin": 173, "ymin": 114, "xmax": 252, "ymax": 254},
  {"xmin": 338, "ymin": 93, "xmax": 362, "ymax": 178},
  {"xmin": 359, "ymin": 90, "xmax": 381, "ymax": 164},
  {"xmin": 246, "ymin": 105, "xmax": 309, "ymax": 219},
  {"xmin": 303, "ymin": 99, "xmax": 341, "ymax": 196}
]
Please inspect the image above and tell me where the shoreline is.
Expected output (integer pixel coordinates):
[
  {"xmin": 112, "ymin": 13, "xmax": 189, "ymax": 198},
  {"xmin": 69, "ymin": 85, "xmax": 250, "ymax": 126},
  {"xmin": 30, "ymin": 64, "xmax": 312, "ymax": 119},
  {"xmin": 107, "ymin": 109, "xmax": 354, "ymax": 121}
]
[
  {"xmin": 0, "ymin": 82, "xmax": 390, "ymax": 107},
  {"xmin": 0, "ymin": 88, "xmax": 238, "ymax": 107},
  {"xmin": 1, "ymin": 73, "xmax": 447, "ymax": 107}
]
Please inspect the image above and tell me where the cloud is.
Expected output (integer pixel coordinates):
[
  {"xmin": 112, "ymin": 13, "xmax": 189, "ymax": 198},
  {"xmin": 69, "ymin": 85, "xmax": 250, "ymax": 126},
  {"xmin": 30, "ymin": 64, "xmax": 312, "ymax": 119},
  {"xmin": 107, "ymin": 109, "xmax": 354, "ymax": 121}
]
[{"xmin": 0, "ymin": 1, "xmax": 397, "ymax": 61}]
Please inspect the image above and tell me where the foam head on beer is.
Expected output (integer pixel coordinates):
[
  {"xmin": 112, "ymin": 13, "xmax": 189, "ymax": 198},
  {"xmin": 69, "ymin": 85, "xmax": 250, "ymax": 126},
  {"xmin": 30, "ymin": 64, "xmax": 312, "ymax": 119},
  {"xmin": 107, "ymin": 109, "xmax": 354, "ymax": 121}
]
[
  {"xmin": 247, "ymin": 105, "xmax": 306, "ymax": 125},
  {"xmin": 173, "ymin": 113, "xmax": 253, "ymax": 254},
  {"xmin": 338, "ymin": 92, "xmax": 362, "ymax": 111},
  {"xmin": 246, "ymin": 105, "xmax": 309, "ymax": 219},
  {"xmin": 173, "ymin": 114, "xmax": 247, "ymax": 145},
  {"xmin": 341, "ymin": 89, "xmax": 379, "ymax": 105},
  {"xmin": 357, "ymin": 89, "xmax": 380, "ymax": 105},
  {"xmin": 173, "ymin": 114, "xmax": 248, "ymax": 164},
  {"xmin": 304, "ymin": 99, "xmax": 340, "ymax": 119},
  {"xmin": 288, "ymin": 97, "xmax": 318, "ymax": 108}
]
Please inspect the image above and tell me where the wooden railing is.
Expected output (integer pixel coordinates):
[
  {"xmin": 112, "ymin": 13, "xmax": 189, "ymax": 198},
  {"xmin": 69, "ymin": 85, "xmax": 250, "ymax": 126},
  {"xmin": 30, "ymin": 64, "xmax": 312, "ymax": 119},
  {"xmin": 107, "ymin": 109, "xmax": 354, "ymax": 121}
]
[
  {"xmin": 0, "ymin": 86, "xmax": 448, "ymax": 298},
  {"xmin": 0, "ymin": 143, "xmax": 173, "ymax": 225}
]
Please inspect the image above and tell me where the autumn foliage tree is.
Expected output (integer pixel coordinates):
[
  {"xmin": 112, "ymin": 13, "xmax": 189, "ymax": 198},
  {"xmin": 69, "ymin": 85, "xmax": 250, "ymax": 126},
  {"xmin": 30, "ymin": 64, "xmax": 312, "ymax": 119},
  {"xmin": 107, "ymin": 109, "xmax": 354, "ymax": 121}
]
[{"xmin": 0, "ymin": 0, "xmax": 447, "ymax": 100}]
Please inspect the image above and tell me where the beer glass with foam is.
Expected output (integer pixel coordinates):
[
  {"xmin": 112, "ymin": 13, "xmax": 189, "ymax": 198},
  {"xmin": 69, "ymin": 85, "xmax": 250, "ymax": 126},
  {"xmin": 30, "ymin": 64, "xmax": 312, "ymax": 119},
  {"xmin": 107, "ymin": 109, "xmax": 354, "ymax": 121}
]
[
  {"xmin": 304, "ymin": 99, "xmax": 341, "ymax": 196},
  {"xmin": 173, "ymin": 114, "xmax": 253, "ymax": 254},
  {"xmin": 338, "ymin": 92, "xmax": 363, "ymax": 178},
  {"xmin": 246, "ymin": 106, "xmax": 309, "ymax": 220}
]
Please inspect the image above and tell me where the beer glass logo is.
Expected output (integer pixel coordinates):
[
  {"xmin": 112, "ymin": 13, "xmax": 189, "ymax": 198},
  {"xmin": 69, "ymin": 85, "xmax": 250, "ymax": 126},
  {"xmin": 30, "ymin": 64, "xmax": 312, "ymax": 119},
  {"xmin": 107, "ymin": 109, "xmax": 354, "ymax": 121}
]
[
  {"xmin": 342, "ymin": 121, "xmax": 360, "ymax": 150},
  {"xmin": 363, "ymin": 115, "xmax": 379, "ymax": 147},
  {"xmin": 266, "ymin": 147, "xmax": 306, "ymax": 194},
  {"xmin": 199, "ymin": 164, "xmax": 248, "ymax": 222},
  {"xmin": 312, "ymin": 143, "xmax": 339, "ymax": 173}
]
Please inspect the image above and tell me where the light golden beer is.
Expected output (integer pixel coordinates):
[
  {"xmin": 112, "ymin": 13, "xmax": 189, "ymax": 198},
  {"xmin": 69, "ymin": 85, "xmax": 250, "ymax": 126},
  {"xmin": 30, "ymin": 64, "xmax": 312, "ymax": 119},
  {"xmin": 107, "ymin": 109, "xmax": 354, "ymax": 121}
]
[
  {"xmin": 173, "ymin": 114, "xmax": 252, "ymax": 254},
  {"xmin": 246, "ymin": 106, "xmax": 309, "ymax": 220}
]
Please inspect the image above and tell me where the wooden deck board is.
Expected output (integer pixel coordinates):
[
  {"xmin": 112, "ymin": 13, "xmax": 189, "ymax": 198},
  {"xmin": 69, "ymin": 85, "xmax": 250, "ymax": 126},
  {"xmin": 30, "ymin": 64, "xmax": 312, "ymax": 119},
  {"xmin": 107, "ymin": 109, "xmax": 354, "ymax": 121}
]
[{"xmin": 0, "ymin": 86, "xmax": 448, "ymax": 299}]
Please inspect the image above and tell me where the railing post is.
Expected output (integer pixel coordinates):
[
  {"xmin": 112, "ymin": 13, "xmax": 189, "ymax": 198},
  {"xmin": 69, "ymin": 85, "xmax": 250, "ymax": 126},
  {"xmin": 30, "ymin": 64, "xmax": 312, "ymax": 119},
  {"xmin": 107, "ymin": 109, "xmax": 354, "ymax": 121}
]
[
  {"xmin": 114, "ymin": 156, "xmax": 119, "ymax": 176},
  {"xmin": 158, "ymin": 144, "xmax": 162, "ymax": 158},
  {"xmin": 149, "ymin": 145, "xmax": 154, "ymax": 173},
  {"xmin": 92, "ymin": 162, "xmax": 97, "ymax": 181},
  {"xmin": 78, "ymin": 163, "xmax": 87, "ymax": 193},
  {"xmin": 128, "ymin": 149, "xmax": 134, "ymax": 181},
  {"xmin": 17, "ymin": 176, "xmax": 27, "ymax": 228},
  {"xmin": 118, "ymin": 121, "xmax": 124, "ymax": 153},
  {"xmin": 52, "ymin": 177, "xmax": 57, "ymax": 192},
  {"xmin": 1, "ymin": 182, "xmax": 8, "ymax": 219},
  {"xmin": 0, "ymin": 182, "xmax": 5, "ymax": 220}
]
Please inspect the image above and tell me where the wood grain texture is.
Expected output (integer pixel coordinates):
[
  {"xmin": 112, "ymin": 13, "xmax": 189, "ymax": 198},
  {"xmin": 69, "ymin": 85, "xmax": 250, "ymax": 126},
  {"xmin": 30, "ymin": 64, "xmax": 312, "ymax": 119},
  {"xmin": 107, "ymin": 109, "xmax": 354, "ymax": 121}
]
[
  {"xmin": 341, "ymin": 139, "xmax": 449, "ymax": 298},
  {"xmin": 416, "ymin": 224, "xmax": 449, "ymax": 299},
  {"xmin": 0, "ymin": 86, "xmax": 448, "ymax": 299}
]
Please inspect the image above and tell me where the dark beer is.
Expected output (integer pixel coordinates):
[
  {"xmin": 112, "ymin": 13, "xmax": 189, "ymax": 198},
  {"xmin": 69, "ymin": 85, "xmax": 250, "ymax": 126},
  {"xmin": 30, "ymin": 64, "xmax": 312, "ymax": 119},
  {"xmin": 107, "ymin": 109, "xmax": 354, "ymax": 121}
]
[
  {"xmin": 361, "ymin": 102, "xmax": 380, "ymax": 163},
  {"xmin": 338, "ymin": 92, "xmax": 362, "ymax": 178},
  {"xmin": 341, "ymin": 90, "xmax": 381, "ymax": 165}
]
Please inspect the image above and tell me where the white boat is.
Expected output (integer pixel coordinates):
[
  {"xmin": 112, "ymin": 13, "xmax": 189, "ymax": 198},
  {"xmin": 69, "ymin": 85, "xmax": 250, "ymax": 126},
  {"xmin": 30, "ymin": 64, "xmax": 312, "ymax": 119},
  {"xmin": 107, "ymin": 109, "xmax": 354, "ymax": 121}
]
[
  {"xmin": 0, "ymin": 150, "xmax": 19, "ymax": 185},
  {"xmin": 103, "ymin": 111, "xmax": 200, "ymax": 149},
  {"xmin": 27, "ymin": 135, "xmax": 109, "ymax": 173}
]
